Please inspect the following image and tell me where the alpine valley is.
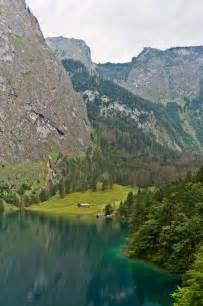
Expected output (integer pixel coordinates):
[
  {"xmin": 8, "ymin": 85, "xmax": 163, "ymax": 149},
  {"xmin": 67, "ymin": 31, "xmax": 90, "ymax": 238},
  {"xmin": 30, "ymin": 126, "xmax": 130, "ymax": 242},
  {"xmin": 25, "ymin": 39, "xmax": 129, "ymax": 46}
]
[
  {"xmin": 47, "ymin": 36, "xmax": 203, "ymax": 185},
  {"xmin": 0, "ymin": 2, "xmax": 202, "ymax": 306}
]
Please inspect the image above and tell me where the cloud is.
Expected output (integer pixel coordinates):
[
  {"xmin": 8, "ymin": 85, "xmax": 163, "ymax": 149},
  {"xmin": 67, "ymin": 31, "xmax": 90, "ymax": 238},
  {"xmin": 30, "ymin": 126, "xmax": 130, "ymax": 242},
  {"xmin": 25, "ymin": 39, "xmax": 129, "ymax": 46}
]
[{"xmin": 26, "ymin": 0, "xmax": 203, "ymax": 63}]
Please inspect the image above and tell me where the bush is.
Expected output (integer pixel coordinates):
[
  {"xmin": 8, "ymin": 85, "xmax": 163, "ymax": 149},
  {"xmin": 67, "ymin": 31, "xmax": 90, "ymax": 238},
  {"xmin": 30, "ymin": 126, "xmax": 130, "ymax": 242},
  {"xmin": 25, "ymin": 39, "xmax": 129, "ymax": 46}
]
[{"xmin": 104, "ymin": 203, "xmax": 114, "ymax": 216}]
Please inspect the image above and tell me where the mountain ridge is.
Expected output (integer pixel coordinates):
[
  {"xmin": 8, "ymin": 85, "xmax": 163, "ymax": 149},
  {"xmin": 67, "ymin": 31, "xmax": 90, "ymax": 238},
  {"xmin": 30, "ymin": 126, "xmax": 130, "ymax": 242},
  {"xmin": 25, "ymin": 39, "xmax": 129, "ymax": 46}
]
[
  {"xmin": 47, "ymin": 36, "xmax": 203, "ymax": 155},
  {"xmin": 97, "ymin": 45, "xmax": 203, "ymax": 105}
]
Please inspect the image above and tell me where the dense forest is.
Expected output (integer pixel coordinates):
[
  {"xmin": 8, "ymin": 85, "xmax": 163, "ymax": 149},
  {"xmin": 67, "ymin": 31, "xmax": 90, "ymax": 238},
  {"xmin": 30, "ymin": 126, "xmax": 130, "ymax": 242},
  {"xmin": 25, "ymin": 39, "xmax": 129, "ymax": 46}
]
[{"xmin": 118, "ymin": 166, "xmax": 203, "ymax": 305}]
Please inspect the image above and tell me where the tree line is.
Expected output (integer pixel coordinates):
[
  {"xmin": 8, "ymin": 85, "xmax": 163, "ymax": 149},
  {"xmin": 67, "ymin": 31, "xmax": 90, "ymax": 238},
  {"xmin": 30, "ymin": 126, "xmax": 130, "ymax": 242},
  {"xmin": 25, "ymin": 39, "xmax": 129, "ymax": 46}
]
[{"xmin": 118, "ymin": 166, "xmax": 203, "ymax": 305}]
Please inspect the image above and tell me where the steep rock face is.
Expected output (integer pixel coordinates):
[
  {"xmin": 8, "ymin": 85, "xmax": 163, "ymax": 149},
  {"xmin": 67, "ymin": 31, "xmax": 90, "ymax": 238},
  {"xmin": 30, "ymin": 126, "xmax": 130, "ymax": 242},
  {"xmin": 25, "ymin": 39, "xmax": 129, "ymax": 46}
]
[
  {"xmin": 0, "ymin": 0, "xmax": 90, "ymax": 162},
  {"xmin": 96, "ymin": 46, "xmax": 203, "ymax": 153},
  {"xmin": 97, "ymin": 46, "xmax": 203, "ymax": 105},
  {"xmin": 46, "ymin": 37, "xmax": 94, "ymax": 72},
  {"xmin": 127, "ymin": 47, "xmax": 203, "ymax": 105}
]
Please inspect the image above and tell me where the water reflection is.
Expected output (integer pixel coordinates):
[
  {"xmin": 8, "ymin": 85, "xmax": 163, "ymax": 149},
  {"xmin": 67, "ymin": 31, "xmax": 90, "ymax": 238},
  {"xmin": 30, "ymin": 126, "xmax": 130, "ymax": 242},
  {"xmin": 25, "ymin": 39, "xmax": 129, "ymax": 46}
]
[{"xmin": 0, "ymin": 213, "xmax": 178, "ymax": 306}]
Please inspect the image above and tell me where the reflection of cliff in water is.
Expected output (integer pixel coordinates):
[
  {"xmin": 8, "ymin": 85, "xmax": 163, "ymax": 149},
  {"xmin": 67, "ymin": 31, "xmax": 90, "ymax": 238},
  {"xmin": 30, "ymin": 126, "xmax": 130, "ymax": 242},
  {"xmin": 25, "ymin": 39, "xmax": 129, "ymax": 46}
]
[
  {"xmin": 0, "ymin": 213, "xmax": 122, "ymax": 306},
  {"xmin": 0, "ymin": 213, "xmax": 178, "ymax": 306}
]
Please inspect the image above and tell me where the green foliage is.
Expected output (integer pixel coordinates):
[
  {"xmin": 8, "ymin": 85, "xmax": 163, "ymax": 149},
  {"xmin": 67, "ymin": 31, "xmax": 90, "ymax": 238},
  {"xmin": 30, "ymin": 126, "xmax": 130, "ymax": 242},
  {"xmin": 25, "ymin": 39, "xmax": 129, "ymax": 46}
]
[
  {"xmin": 49, "ymin": 183, "xmax": 58, "ymax": 197},
  {"xmin": 39, "ymin": 190, "xmax": 49, "ymax": 203},
  {"xmin": 0, "ymin": 161, "xmax": 48, "ymax": 208},
  {"xmin": 18, "ymin": 183, "xmax": 31, "ymax": 195},
  {"xmin": 122, "ymin": 169, "xmax": 203, "ymax": 274},
  {"xmin": 104, "ymin": 203, "xmax": 114, "ymax": 216},
  {"xmin": 118, "ymin": 168, "xmax": 203, "ymax": 305},
  {"xmin": 90, "ymin": 180, "xmax": 97, "ymax": 192},
  {"xmin": 56, "ymin": 147, "xmax": 113, "ymax": 196},
  {"xmin": 173, "ymin": 247, "xmax": 203, "ymax": 306},
  {"xmin": 59, "ymin": 180, "xmax": 65, "ymax": 199},
  {"xmin": 0, "ymin": 161, "xmax": 48, "ymax": 189},
  {"xmin": 64, "ymin": 180, "xmax": 71, "ymax": 194},
  {"xmin": 29, "ymin": 193, "xmax": 40, "ymax": 205},
  {"xmin": 30, "ymin": 184, "xmax": 134, "ymax": 217},
  {"xmin": 118, "ymin": 191, "xmax": 135, "ymax": 220},
  {"xmin": 196, "ymin": 166, "xmax": 203, "ymax": 184}
]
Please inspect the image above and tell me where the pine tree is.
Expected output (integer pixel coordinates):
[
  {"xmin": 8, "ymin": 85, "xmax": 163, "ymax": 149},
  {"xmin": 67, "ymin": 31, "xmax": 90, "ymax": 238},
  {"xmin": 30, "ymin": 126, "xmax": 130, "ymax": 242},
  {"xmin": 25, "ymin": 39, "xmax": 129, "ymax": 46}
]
[
  {"xmin": 59, "ymin": 181, "xmax": 65, "ymax": 198},
  {"xmin": 39, "ymin": 190, "xmax": 49, "ymax": 202},
  {"xmin": 196, "ymin": 166, "xmax": 203, "ymax": 184}
]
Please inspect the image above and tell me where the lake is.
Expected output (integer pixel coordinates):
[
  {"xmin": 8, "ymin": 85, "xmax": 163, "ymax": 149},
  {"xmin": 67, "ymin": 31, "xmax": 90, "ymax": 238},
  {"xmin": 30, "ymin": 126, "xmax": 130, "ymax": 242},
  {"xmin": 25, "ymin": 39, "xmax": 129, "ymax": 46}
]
[{"xmin": 0, "ymin": 213, "xmax": 179, "ymax": 306}]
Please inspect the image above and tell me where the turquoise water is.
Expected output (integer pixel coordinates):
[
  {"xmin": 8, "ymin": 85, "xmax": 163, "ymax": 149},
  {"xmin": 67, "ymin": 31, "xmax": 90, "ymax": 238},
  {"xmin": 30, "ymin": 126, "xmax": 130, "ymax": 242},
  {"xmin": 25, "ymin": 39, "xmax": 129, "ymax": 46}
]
[{"xmin": 0, "ymin": 213, "xmax": 179, "ymax": 306}]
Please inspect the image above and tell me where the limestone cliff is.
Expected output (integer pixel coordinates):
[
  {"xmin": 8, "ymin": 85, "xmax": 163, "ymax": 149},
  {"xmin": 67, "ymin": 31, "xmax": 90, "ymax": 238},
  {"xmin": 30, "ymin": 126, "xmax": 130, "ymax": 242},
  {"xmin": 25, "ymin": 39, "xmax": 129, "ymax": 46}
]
[
  {"xmin": 97, "ymin": 46, "xmax": 203, "ymax": 106},
  {"xmin": 46, "ymin": 36, "xmax": 94, "ymax": 72},
  {"xmin": 0, "ymin": 0, "xmax": 90, "ymax": 162}
]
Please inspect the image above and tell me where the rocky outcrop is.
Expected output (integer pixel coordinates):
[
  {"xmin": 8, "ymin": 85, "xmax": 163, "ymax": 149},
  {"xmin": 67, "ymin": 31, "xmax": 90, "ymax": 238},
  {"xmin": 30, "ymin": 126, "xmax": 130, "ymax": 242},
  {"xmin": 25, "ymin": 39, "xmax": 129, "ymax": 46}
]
[
  {"xmin": 0, "ymin": 0, "xmax": 91, "ymax": 162},
  {"xmin": 127, "ymin": 47, "xmax": 203, "ymax": 105},
  {"xmin": 46, "ymin": 37, "xmax": 94, "ymax": 72},
  {"xmin": 97, "ymin": 46, "xmax": 203, "ymax": 105}
]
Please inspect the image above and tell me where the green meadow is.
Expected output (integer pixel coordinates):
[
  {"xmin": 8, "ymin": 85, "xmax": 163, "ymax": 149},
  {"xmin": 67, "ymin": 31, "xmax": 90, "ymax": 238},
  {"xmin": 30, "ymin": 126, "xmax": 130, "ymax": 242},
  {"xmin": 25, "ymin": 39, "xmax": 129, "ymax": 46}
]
[{"xmin": 29, "ymin": 184, "xmax": 136, "ymax": 217}]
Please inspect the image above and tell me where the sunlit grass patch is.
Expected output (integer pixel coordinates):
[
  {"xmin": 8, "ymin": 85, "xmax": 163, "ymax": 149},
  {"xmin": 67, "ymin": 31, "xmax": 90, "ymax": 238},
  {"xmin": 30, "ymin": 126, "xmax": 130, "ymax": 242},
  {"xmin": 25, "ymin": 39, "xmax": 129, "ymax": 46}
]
[{"xmin": 29, "ymin": 184, "xmax": 137, "ymax": 216}]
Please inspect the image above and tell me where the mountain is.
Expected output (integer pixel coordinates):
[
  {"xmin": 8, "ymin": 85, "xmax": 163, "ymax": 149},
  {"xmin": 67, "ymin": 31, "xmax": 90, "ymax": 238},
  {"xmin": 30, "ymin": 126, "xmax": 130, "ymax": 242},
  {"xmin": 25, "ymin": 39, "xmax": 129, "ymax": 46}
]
[
  {"xmin": 97, "ymin": 46, "xmax": 203, "ymax": 105},
  {"xmin": 47, "ymin": 37, "xmax": 203, "ymax": 155},
  {"xmin": 97, "ymin": 46, "xmax": 203, "ymax": 154},
  {"xmin": 46, "ymin": 36, "xmax": 94, "ymax": 71},
  {"xmin": 52, "ymin": 58, "xmax": 203, "ymax": 187},
  {"xmin": 0, "ymin": 0, "xmax": 90, "ymax": 163},
  {"xmin": 96, "ymin": 47, "xmax": 203, "ymax": 154}
]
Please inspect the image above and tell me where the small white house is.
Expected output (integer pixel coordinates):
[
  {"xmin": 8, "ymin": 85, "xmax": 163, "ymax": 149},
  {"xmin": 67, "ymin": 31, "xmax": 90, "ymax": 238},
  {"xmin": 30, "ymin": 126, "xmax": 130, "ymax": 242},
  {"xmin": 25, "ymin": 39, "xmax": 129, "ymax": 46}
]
[{"xmin": 77, "ymin": 203, "xmax": 90, "ymax": 208}]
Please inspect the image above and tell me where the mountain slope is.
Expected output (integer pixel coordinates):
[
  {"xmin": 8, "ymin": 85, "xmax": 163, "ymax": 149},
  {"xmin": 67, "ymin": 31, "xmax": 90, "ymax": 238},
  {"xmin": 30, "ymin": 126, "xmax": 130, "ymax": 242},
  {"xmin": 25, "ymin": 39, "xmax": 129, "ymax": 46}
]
[
  {"xmin": 64, "ymin": 59, "xmax": 203, "ymax": 156},
  {"xmin": 97, "ymin": 47, "xmax": 203, "ymax": 153},
  {"xmin": 57, "ymin": 59, "xmax": 203, "ymax": 186},
  {"xmin": 47, "ymin": 36, "xmax": 203, "ymax": 154},
  {"xmin": 0, "ymin": 0, "xmax": 90, "ymax": 162}
]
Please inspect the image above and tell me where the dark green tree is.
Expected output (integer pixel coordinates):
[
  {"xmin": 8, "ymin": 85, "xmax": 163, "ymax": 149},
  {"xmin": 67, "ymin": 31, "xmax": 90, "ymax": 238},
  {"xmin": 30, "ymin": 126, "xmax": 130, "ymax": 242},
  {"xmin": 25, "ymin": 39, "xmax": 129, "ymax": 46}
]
[
  {"xmin": 104, "ymin": 203, "xmax": 114, "ymax": 216},
  {"xmin": 39, "ymin": 190, "xmax": 49, "ymax": 202},
  {"xmin": 59, "ymin": 181, "xmax": 65, "ymax": 199}
]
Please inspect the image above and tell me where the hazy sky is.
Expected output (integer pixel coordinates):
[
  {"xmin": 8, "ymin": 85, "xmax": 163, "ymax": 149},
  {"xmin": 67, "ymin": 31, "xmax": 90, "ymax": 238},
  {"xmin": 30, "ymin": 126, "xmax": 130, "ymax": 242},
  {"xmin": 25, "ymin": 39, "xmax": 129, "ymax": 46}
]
[{"xmin": 27, "ymin": 0, "xmax": 203, "ymax": 63}]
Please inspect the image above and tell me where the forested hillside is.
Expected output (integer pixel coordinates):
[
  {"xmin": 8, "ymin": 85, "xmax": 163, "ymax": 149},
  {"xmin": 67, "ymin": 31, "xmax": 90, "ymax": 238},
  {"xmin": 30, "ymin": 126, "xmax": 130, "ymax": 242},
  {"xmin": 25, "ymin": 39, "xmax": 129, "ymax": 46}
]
[
  {"xmin": 61, "ymin": 59, "xmax": 202, "ymax": 186},
  {"xmin": 118, "ymin": 167, "xmax": 203, "ymax": 305}
]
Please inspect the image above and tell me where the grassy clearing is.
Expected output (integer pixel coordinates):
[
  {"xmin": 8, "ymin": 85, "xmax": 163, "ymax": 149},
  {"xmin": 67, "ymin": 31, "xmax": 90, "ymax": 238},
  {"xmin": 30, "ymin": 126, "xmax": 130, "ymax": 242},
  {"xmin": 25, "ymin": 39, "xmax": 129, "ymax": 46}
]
[
  {"xmin": 0, "ymin": 161, "xmax": 47, "ymax": 189},
  {"xmin": 29, "ymin": 184, "xmax": 137, "ymax": 217}
]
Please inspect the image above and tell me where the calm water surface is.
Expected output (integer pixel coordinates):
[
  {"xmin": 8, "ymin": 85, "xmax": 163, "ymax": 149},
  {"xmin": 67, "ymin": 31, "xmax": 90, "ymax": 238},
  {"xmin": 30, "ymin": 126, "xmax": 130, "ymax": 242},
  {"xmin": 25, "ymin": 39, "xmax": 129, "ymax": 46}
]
[{"xmin": 0, "ymin": 213, "xmax": 179, "ymax": 306}]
